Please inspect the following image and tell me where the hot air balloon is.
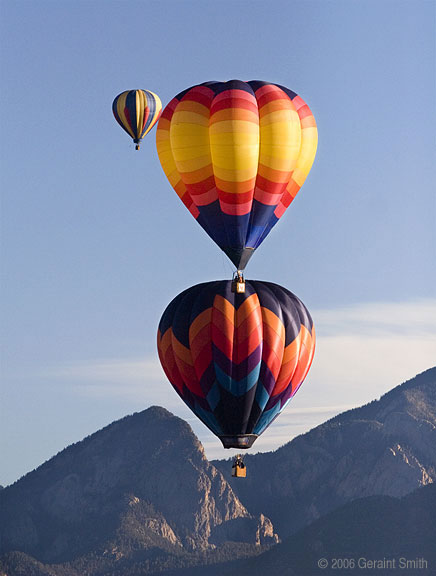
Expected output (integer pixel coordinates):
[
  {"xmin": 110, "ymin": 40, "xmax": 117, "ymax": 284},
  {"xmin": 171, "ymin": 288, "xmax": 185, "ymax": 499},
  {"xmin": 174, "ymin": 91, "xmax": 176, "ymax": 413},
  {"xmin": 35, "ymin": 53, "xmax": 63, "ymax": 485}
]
[
  {"xmin": 113, "ymin": 89, "xmax": 162, "ymax": 150},
  {"xmin": 156, "ymin": 80, "xmax": 317, "ymax": 269},
  {"xmin": 157, "ymin": 280, "xmax": 315, "ymax": 449}
]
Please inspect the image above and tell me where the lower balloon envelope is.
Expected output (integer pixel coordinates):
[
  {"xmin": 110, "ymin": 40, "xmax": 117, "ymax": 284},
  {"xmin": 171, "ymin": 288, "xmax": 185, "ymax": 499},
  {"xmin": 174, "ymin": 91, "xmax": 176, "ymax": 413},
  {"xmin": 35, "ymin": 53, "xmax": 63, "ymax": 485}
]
[{"xmin": 157, "ymin": 280, "xmax": 315, "ymax": 449}]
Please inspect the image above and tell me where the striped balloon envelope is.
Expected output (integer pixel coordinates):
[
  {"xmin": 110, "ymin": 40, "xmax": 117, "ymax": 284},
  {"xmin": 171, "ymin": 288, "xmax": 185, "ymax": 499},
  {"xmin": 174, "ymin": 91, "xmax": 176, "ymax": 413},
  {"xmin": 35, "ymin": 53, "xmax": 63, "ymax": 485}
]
[
  {"xmin": 156, "ymin": 80, "xmax": 317, "ymax": 269},
  {"xmin": 157, "ymin": 280, "xmax": 315, "ymax": 449},
  {"xmin": 113, "ymin": 89, "xmax": 162, "ymax": 150}
]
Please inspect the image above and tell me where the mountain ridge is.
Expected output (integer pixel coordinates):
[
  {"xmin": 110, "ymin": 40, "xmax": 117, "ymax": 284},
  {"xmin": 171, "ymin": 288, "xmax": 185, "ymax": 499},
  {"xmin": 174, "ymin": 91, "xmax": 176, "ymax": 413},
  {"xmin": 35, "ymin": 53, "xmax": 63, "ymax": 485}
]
[
  {"xmin": 0, "ymin": 406, "xmax": 278, "ymax": 570},
  {"xmin": 1, "ymin": 367, "xmax": 435, "ymax": 575}
]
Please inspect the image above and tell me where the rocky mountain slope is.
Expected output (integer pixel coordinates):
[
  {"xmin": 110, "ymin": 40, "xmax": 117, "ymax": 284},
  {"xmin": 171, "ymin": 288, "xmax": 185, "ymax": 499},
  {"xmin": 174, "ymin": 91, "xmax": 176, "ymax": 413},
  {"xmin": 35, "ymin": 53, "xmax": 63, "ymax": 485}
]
[
  {"xmin": 236, "ymin": 482, "xmax": 435, "ymax": 575},
  {"xmin": 0, "ymin": 407, "xmax": 277, "ymax": 574},
  {"xmin": 213, "ymin": 367, "xmax": 436, "ymax": 537},
  {"xmin": 3, "ymin": 485, "xmax": 434, "ymax": 576},
  {"xmin": 94, "ymin": 483, "xmax": 436, "ymax": 576},
  {"xmin": 194, "ymin": 482, "xmax": 436, "ymax": 576}
]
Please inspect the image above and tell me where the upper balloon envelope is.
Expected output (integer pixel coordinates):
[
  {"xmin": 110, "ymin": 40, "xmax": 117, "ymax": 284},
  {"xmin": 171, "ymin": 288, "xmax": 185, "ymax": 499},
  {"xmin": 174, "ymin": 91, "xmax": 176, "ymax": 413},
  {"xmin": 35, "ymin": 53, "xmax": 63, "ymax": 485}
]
[
  {"xmin": 156, "ymin": 80, "xmax": 317, "ymax": 269},
  {"xmin": 113, "ymin": 89, "xmax": 162, "ymax": 150}
]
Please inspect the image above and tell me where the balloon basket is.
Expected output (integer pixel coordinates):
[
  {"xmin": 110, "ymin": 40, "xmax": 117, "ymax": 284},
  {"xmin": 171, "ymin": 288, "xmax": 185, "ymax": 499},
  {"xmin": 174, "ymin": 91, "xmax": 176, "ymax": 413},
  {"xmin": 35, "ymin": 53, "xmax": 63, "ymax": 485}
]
[
  {"xmin": 232, "ymin": 464, "xmax": 247, "ymax": 478},
  {"xmin": 231, "ymin": 271, "xmax": 245, "ymax": 294},
  {"xmin": 232, "ymin": 454, "xmax": 247, "ymax": 478}
]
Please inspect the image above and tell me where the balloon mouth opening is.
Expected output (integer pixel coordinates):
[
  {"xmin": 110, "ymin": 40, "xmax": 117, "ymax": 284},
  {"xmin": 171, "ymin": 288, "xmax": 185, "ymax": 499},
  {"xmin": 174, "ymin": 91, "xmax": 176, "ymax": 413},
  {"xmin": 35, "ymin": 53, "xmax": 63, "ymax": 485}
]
[
  {"xmin": 219, "ymin": 434, "xmax": 258, "ymax": 449},
  {"xmin": 223, "ymin": 247, "xmax": 254, "ymax": 270}
]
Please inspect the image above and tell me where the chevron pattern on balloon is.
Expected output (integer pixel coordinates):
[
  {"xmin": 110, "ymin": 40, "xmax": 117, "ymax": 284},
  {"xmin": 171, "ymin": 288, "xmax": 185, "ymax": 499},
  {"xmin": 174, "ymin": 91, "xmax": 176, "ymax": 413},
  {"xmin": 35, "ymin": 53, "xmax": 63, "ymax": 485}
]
[{"xmin": 157, "ymin": 280, "xmax": 315, "ymax": 449}]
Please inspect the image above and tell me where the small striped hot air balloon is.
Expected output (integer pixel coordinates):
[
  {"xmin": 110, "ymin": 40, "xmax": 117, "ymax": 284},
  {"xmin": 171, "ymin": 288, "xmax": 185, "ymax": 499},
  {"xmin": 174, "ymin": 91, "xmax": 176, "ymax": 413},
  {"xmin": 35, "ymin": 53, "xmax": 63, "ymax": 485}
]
[
  {"xmin": 156, "ymin": 80, "xmax": 317, "ymax": 269},
  {"xmin": 157, "ymin": 280, "xmax": 315, "ymax": 449},
  {"xmin": 113, "ymin": 89, "xmax": 162, "ymax": 150}
]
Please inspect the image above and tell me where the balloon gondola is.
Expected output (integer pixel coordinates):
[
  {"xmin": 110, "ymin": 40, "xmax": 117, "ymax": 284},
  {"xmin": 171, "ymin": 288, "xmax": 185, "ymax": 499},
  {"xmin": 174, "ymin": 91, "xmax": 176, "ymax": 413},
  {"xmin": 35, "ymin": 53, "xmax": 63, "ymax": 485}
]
[{"xmin": 232, "ymin": 454, "xmax": 246, "ymax": 478}]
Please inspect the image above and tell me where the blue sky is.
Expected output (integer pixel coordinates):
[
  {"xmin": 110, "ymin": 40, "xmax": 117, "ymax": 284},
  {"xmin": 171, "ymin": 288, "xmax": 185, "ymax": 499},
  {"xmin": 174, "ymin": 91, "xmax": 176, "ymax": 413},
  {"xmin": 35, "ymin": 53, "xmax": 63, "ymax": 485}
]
[{"xmin": 1, "ymin": 0, "xmax": 435, "ymax": 486}]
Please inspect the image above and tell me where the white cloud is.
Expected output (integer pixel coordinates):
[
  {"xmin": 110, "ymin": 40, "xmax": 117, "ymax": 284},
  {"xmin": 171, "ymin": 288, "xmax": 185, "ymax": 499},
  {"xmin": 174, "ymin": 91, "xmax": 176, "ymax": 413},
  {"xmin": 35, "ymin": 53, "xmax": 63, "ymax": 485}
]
[
  {"xmin": 38, "ymin": 357, "xmax": 175, "ymax": 406},
  {"xmin": 314, "ymin": 299, "xmax": 436, "ymax": 337},
  {"xmin": 308, "ymin": 298, "xmax": 436, "ymax": 405},
  {"xmin": 46, "ymin": 357, "xmax": 163, "ymax": 386},
  {"xmin": 53, "ymin": 359, "xmax": 152, "ymax": 379}
]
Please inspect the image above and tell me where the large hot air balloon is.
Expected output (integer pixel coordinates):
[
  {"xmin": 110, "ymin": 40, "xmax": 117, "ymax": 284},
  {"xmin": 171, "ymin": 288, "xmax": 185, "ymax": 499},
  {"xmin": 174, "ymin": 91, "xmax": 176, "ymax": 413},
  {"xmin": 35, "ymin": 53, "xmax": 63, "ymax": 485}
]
[
  {"xmin": 157, "ymin": 280, "xmax": 315, "ymax": 449},
  {"xmin": 113, "ymin": 89, "xmax": 162, "ymax": 150},
  {"xmin": 156, "ymin": 80, "xmax": 317, "ymax": 269}
]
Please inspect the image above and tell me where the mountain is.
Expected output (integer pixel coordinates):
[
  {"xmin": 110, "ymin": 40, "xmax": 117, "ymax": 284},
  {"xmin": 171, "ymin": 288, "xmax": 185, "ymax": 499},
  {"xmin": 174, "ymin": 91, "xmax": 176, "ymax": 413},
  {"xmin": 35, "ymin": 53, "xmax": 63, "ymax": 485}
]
[
  {"xmin": 1, "ymin": 368, "xmax": 434, "ymax": 575},
  {"xmin": 214, "ymin": 482, "xmax": 436, "ymax": 576},
  {"xmin": 213, "ymin": 367, "xmax": 436, "ymax": 537},
  {"xmin": 0, "ymin": 407, "xmax": 278, "ymax": 574}
]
